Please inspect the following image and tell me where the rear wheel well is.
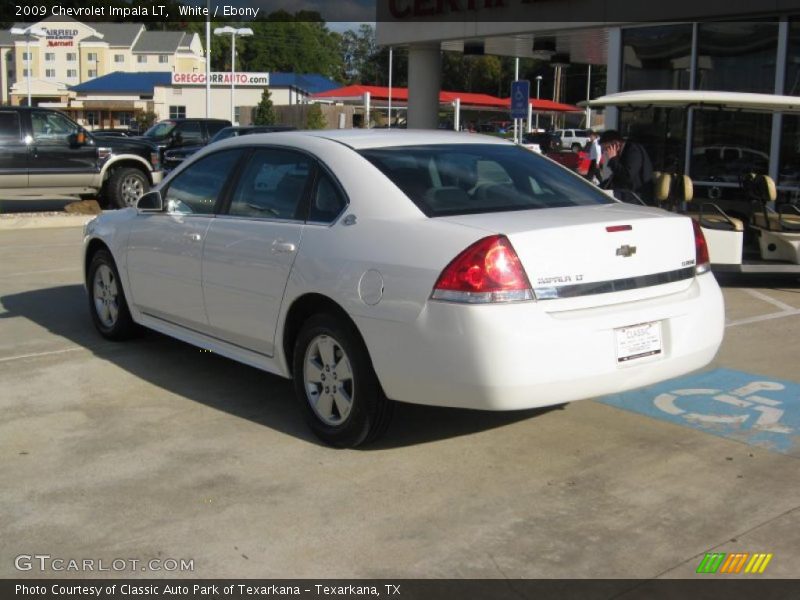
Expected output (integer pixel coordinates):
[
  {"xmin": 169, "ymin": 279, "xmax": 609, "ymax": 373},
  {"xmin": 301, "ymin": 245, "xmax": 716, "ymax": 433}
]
[
  {"xmin": 282, "ymin": 294, "xmax": 366, "ymax": 377},
  {"xmin": 85, "ymin": 238, "xmax": 111, "ymax": 281}
]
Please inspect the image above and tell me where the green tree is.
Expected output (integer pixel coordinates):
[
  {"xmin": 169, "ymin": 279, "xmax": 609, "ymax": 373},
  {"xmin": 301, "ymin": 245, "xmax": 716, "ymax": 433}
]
[
  {"xmin": 305, "ymin": 103, "xmax": 326, "ymax": 129},
  {"xmin": 253, "ymin": 88, "xmax": 276, "ymax": 125}
]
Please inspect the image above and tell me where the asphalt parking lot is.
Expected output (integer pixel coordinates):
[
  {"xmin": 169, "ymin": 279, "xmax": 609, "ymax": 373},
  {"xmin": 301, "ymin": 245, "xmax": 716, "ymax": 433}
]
[{"xmin": 1, "ymin": 225, "xmax": 799, "ymax": 580}]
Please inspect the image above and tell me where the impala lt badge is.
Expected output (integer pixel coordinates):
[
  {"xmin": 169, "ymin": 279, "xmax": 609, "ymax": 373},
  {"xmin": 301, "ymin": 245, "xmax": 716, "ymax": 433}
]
[{"xmin": 616, "ymin": 244, "xmax": 637, "ymax": 257}]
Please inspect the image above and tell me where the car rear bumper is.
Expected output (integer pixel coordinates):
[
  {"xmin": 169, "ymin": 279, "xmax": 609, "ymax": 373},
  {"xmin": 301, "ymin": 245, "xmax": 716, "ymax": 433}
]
[{"xmin": 357, "ymin": 273, "xmax": 724, "ymax": 411}]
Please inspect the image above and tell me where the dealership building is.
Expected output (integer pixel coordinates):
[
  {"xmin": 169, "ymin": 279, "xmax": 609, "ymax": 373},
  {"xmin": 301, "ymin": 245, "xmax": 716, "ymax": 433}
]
[{"xmin": 377, "ymin": 3, "xmax": 800, "ymax": 196}]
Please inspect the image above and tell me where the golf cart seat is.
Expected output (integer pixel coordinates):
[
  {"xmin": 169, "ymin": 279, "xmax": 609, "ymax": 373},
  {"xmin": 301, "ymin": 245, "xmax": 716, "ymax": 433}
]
[
  {"xmin": 655, "ymin": 171, "xmax": 744, "ymax": 231},
  {"xmin": 744, "ymin": 174, "xmax": 800, "ymax": 232}
]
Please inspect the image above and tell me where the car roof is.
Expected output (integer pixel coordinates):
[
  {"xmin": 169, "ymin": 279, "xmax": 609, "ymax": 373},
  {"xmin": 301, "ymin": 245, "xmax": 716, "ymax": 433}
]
[
  {"xmin": 587, "ymin": 90, "xmax": 800, "ymax": 113},
  {"xmin": 217, "ymin": 129, "xmax": 512, "ymax": 150}
]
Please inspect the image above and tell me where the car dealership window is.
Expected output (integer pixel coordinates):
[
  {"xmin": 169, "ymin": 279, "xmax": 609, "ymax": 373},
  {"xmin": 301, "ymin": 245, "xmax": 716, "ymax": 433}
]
[
  {"xmin": 164, "ymin": 149, "xmax": 243, "ymax": 216},
  {"xmin": 227, "ymin": 148, "xmax": 312, "ymax": 220},
  {"xmin": 169, "ymin": 106, "xmax": 186, "ymax": 119}
]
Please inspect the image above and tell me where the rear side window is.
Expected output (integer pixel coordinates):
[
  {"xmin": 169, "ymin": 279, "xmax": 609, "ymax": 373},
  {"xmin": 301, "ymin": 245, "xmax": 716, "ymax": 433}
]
[
  {"xmin": 226, "ymin": 148, "xmax": 311, "ymax": 220},
  {"xmin": 308, "ymin": 171, "xmax": 347, "ymax": 223},
  {"xmin": 206, "ymin": 121, "xmax": 228, "ymax": 137},
  {"xmin": 0, "ymin": 112, "xmax": 21, "ymax": 140},
  {"xmin": 360, "ymin": 144, "xmax": 614, "ymax": 217},
  {"xmin": 164, "ymin": 149, "xmax": 243, "ymax": 215}
]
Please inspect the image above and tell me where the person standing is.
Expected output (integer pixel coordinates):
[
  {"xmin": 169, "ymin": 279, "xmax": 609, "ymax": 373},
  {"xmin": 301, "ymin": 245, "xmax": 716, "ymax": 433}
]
[
  {"xmin": 598, "ymin": 129, "xmax": 654, "ymax": 203},
  {"xmin": 585, "ymin": 130, "xmax": 602, "ymax": 184}
]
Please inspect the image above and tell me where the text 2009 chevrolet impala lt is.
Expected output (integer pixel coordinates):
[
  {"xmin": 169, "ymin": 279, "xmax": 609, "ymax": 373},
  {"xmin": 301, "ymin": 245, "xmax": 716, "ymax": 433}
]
[{"xmin": 83, "ymin": 130, "xmax": 724, "ymax": 447}]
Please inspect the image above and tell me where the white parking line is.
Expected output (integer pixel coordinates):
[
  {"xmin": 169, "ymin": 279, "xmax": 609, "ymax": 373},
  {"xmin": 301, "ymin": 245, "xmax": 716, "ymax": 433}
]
[
  {"xmin": 744, "ymin": 289, "xmax": 797, "ymax": 312},
  {"xmin": 0, "ymin": 267, "xmax": 80, "ymax": 278},
  {"xmin": 0, "ymin": 346, "xmax": 84, "ymax": 364},
  {"xmin": 727, "ymin": 309, "xmax": 800, "ymax": 328}
]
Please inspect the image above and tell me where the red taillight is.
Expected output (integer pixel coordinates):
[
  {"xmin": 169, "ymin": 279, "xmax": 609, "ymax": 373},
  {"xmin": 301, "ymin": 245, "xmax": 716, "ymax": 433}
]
[
  {"xmin": 692, "ymin": 220, "xmax": 710, "ymax": 274},
  {"xmin": 432, "ymin": 235, "xmax": 533, "ymax": 303}
]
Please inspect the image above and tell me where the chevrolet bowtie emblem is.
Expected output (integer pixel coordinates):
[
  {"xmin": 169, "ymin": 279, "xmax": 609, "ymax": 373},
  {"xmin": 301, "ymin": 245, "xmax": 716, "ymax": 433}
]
[{"xmin": 616, "ymin": 244, "xmax": 637, "ymax": 257}]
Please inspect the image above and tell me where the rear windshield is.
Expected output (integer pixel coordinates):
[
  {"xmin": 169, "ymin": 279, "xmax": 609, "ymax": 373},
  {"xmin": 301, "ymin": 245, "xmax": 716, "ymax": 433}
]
[{"xmin": 359, "ymin": 144, "xmax": 614, "ymax": 217}]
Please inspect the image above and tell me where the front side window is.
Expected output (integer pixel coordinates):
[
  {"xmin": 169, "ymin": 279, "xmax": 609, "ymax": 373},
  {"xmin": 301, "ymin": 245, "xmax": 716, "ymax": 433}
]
[
  {"xmin": 164, "ymin": 149, "xmax": 243, "ymax": 215},
  {"xmin": 360, "ymin": 144, "xmax": 614, "ymax": 217},
  {"xmin": 227, "ymin": 148, "xmax": 311, "ymax": 220},
  {"xmin": 31, "ymin": 110, "xmax": 79, "ymax": 144}
]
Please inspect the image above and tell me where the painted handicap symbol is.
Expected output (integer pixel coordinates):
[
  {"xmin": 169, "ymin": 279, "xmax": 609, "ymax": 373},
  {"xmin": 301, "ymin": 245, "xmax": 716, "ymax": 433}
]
[{"xmin": 654, "ymin": 381, "xmax": 793, "ymax": 434}]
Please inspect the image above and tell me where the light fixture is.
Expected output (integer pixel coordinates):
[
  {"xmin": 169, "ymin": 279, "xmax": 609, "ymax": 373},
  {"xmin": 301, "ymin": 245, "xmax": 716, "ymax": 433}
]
[
  {"xmin": 550, "ymin": 53, "xmax": 571, "ymax": 68},
  {"xmin": 531, "ymin": 38, "xmax": 556, "ymax": 60},
  {"xmin": 214, "ymin": 26, "xmax": 253, "ymax": 124}
]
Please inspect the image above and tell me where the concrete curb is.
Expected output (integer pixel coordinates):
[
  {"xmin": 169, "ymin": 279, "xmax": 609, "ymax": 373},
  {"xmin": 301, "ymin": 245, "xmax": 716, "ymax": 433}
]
[{"xmin": 0, "ymin": 214, "xmax": 96, "ymax": 231}]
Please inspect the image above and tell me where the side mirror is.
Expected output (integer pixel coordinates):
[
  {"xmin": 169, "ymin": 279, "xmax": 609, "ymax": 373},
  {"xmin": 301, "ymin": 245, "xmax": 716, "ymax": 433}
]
[
  {"xmin": 137, "ymin": 190, "xmax": 163, "ymax": 211},
  {"xmin": 69, "ymin": 131, "xmax": 87, "ymax": 147}
]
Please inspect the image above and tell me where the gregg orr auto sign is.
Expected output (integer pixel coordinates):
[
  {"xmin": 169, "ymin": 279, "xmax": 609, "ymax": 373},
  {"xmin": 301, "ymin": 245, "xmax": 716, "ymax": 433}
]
[{"xmin": 171, "ymin": 72, "xmax": 270, "ymax": 86}]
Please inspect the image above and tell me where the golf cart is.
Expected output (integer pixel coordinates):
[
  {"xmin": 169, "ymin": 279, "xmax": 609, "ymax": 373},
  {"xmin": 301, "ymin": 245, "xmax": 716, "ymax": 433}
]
[{"xmin": 588, "ymin": 90, "xmax": 800, "ymax": 274}]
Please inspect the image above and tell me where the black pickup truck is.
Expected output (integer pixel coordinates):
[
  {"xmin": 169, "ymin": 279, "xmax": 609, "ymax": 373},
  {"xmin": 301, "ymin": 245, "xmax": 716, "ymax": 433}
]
[
  {"xmin": 0, "ymin": 106, "xmax": 165, "ymax": 208},
  {"xmin": 0, "ymin": 109, "xmax": 232, "ymax": 208},
  {"xmin": 133, "ymin": 118, "xmax": 231, "ymax": 167}
]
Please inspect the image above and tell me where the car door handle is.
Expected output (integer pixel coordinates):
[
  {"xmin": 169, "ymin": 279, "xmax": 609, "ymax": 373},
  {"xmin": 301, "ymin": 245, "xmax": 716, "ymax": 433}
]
[
  {"xmin": 184, "ymin": 232, "xmax": 202, "ymax": 242},
  {"xmin": 272, "ymin": 240, "xmax": 296, "ymax": 254}
]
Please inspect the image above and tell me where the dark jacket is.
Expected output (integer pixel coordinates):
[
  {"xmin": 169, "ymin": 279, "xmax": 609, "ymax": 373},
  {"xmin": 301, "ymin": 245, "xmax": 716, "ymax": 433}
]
[{"xmin": 606, "ymin": 141, "xmax": 654, "ymax": 203}]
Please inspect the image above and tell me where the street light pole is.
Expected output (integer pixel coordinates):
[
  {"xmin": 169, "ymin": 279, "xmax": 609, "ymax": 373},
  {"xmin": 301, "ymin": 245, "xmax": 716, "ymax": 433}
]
[
  {"xmin": 205, "ymin": 0, "xmax": 211, "ymax": 118},
  {"xmin": 214, "ymin": 26, "xmax": 253, "ymax": 124},
  {"xmin": 535, "ymin": 75, "xmax": 542, "ymax": 131},
  {"xmin": 11, "ymin": 26, "xmax": 47, "ymax": 107}
]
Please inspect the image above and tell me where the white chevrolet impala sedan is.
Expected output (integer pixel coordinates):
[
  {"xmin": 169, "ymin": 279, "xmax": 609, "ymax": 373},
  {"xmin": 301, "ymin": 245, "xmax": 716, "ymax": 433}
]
[{"xmin": 83, "ymin": 130, "xmax": 724, "ymax": 447}]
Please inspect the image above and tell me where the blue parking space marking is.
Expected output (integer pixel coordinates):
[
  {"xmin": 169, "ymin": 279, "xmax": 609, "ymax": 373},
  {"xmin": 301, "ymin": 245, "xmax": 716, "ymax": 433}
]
[{"xmin": 600, "ymin": 369, "xmax": 800, "ymax": 454}]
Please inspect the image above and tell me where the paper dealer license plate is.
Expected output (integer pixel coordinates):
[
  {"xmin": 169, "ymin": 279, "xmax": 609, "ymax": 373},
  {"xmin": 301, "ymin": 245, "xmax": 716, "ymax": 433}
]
[{"xmin": 615, "ymin": 321, "xmax": 662, "ymax": 364}]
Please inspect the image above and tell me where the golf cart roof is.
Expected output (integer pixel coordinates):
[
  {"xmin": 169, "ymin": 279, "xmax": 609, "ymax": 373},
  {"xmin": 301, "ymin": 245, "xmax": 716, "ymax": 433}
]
[{"xmin": 587, "ymin": 90, "xmax": 800, "ymax": 114}]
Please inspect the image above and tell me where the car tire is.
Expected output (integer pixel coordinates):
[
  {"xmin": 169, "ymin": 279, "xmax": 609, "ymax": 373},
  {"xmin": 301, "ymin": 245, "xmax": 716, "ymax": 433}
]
[
  {"xmin": 571, "ymin": 143, "xmax": 582, "ymax": 153},
  {"xmin": 87, "ymin": 249, "xmax": 137, "ymax": 340},
  {"xmin": 106, "ymin": 167, "xmax": 149, "ymax": 209},
  {"xmin": 293, "ymin": 313, "xmax": 393, "ymax": 448}
]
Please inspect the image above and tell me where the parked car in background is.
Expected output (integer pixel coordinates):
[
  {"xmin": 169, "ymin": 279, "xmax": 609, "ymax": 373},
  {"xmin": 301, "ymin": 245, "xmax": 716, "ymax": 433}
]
[
  {"xmin": 83, "ymin": 129, "xmax": 724, "ymax": 447},
  {"xmin": 555, "ymin": 128, "xmax": 591, "ymax": 152},
  {"xmin": 521, "ymin": 131, "xmax": 561, "ymax": 153},
  {"xmin": 132, "ymin": 118, "xmax": 231, "ymax": 167},
  {"xmin": 0, "ymin": 106, "xmax": 162, "ymax": 208},
  {"xmin": 163, "ymin": 125, "xmax": 296, "ymax": 171}
]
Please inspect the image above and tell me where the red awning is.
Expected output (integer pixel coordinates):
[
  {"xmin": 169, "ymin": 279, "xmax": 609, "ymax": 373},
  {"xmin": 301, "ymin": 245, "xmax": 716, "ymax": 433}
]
[{"xmin": 312, "ymin": 85, "xmax": 580, "ymax": 112}]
